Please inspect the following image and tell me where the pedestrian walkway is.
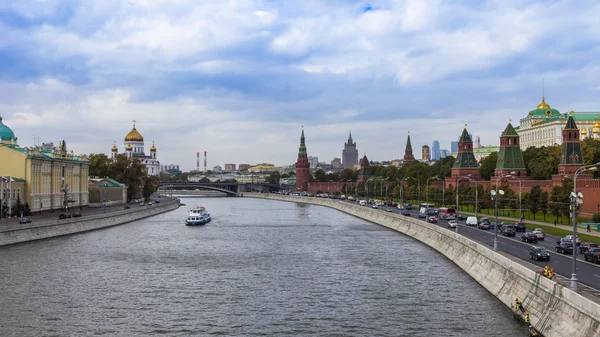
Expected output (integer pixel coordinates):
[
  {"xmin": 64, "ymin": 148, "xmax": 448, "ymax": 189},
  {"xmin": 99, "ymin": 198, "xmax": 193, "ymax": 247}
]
[{"xmin": 459, "ymin": 210, "xmax": 600, "ymax": 238}]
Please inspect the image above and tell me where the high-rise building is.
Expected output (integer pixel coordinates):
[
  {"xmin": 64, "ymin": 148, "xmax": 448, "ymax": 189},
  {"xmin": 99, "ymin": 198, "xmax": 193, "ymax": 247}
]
[
  {"xmin": 431, "ymin": 140, "xmax": 440, "ymax": 160},
  {"xmin": 295, "ymin": 128, "xmax": 310, "ymax": 191},
  {"xmin": 422, "ymin": 145, "xmax": 430, "ymax": 161},
  {"xmin": 342, "ymin": 131, "xmax": 358, "ymax": 169},
  {"xmin": 238, "ymin": 164, "xmax": 250, "ymax": 171},
  {"xmin": 472, "ymin": 135, "xmax": 481, "ymax": 148},
  {"xmin": 308, "ymin": 156, "xmax": 319, "ymax": 170},
  {"xmin": 331, "ymin": 157, "xmax": 342, "ymax": 169},
  {"xmin": 224, "ymin": 163, "xmax": 236, "ymax": 172},
  {"xmin": 440, "ymin": 149, "xmax": 450, "ymax": 158},
  {"xmin": 451, "ymin": 141, "xmax": 459, "ymax": 154}
]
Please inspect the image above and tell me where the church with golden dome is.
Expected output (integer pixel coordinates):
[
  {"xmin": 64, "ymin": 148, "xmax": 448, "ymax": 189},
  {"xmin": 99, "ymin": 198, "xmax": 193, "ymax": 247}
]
[
  {"xmin": 515, "ymin": 96, "xmax": 600, "ymax": 150},
  {"xmin": 111, "ymin": 121, "xmax": 160, "ymax": 176}
]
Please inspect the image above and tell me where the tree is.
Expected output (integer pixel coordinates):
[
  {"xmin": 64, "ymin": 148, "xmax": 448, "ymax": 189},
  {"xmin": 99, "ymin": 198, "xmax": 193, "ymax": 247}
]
[
  {"xmin": 88, "ymin": 153, "xmax": 112, "ymax": 178},
  {"xmin": 528, "ymin": 185, "xmax": 542, "ymax": 220},
  {"xmin": 478, "ymin": 152, "xmax": 498, "ymax": 180},
  {"xmin": 266, "ymin": 172, "xmax": 281, "ymax": 184},
  {"xmin": 593, "ymin": 213, "xmax": 600, "ymax": 223},
  {"xmin": 14, "ymin": 195, "xmax": 22, "ymax": 216},
  {"xmin": 539, "ymin": 191, "xmax": 548, "ymax": 222},
  {"xmin": 1, "ymin": 200, "xmax": 6, "ymax": 218},
  {"xmin": 23, "ymin": 201, "xmax": 31, "ymax": 216},
  {"xmin": 109, "ymin": 154, "xmax": 147, "ymax": 201},
  {"xmin": 142, "ymin": 176, "xmax": 160, "ymax": 200},
  {"xmin": 314, "ymin": 169, "xmax": 327, "ymax": 182}
]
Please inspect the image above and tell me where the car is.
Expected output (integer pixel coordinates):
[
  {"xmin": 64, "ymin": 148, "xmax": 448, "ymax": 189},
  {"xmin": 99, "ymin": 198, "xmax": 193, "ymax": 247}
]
[
  {"xmin": 521, "ymin": 232, "xmax": 538, "ymax": 243},
  {"xmin": 514, "ymin": 222, "xmax": 526, "ymax": 232},
  {"xmin": 124, "ymin": 204, "xmax": 131, "ymax": 209},
  {"xmin": 457, "ymin": 214, "xmax": 467, "ymax": 221},
  {"xmin": 563, "ymin": 235, "xmax": 581, "ymax": 246},
  {"xmin": 427, "ymin": 217, "xmax": 438, "ymax": 223},
  {"xmin": 501, "ymin": 225, "xmax": 516, "ymax": 237},
  {"xmin": 155, "ymin": 200, "xmax": 161, "ymax": 203},
  {"xmin": 584, "ymin": 248, "xmax": 600, "ymax": 263},
  {"xmin": 386, "ymin": 208, "xmax": 393, "ymax": 212},
  {"xmin": 71, "ymin": 212, "xmax": 82, "ymax": 217},
  {"xmin": 490, "ymin": 222, "xmax": 498, "ymax": 230},
  {"xmin": 405, "ymin": 204, "xmax": 413, "ymax": 210},
  {"xmin": 556, "ymin": 241, "xmax": 574, "ymax": 254},
  {"xmin": 19, "ymin": 217, "xmax": 32, "ymax": 224},
  {"xmin": 397, "ymin": 204, "xmax": 404, "ymax": 209},
  {"xmin": 466, "ymin": 216, "xmax": 478, "ymax": 226},
  {"xmin": 402, "ymin": 211, "xmax": 411, "ymax": 216},
  {"xmin": 579, "ymin": 243, "xmax": 599, "ymax": 254},
  {"xmin": 59, "ymin": 213, "xmax": 72, "ymax": 219},
  {"xmin": 478, "ymin": 222, "xmax": 490, "ymax": 230},
  {"xmin": 418, "ymin": 213, "xmax": 427, "ymax": 218},
  {"xmin": 371, "ymin": 204, "xmax": 378, "ymax": 209},
  {"xmin": 139, "ymin": 202, "xmax": 145, "ymax": 206},
  {"xmin": 532, "ymin": 229, "xmax": 545, "ymax": 241},
  {"xmin": 529, "ymin": 246, "xmax": 550, "ymax": 261},
  {"xmin": 448, "ymin": 220, "xmax": 457, "ymax": 228}
]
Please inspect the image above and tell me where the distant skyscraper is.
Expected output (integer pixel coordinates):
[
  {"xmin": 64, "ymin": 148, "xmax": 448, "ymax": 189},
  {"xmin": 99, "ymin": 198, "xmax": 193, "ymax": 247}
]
[
  {"xmin": 342, "ymin": 131, "xmax": 359, "ymax": 169},
  {"xmin": 422, "ymin": 145, "xmax": 430, "ymax": 161},
  {"xmin": 440, "ymin": 149, "xmax": 450, "ymax": 158},
  {"xmin": 451, "ymin": 141, "xmax": 459, "ymax": 154},
  {"xmin": 432, "ymin": 140, "xmax": 440, "ymax": 160},
  {"xmin": 472, "ymin": 135, "xmax": 481, "ymax": 148}
]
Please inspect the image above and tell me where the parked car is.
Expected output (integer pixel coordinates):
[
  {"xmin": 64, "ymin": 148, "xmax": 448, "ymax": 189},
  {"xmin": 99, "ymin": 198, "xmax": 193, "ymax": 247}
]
[
  {"xmin": 532, "ymin": 229, "xmax": 545, "ymax": 241},
  {"xmin": 521, "ymin": 232, "xmax": 538, "ymax": 243},
  {"xmin": 72, "ymin": 212, "xmax": 82, "ymax": 218},
  {"xmin": 448, "ymin": 220, "xmax": 457, "ymax": 228},
  {"xmin": 402, "ymin": 211, "xmax": 411, "ymax": 216},
  {"xmin": 19, "ymin": 217, "xmax": 32, "ymax": 224},
  {"xmin": 529, "ymin": 246, "xmax": 550, "ymax": 261},
  {"xmin": 579, "ymin": 243, "xmax": 599, "ymax": 254},
  {"xmin": 514, "ymin": 222, "xmax": 526, "ymax": 232},
  {"xmin": 501, "ymin": 225, "xmax": 516, "ymax": 237},
  {"xmin": 428, "ymin": 217, "xmax": 438, "ymax": 224},
  {"xmin": 583, "ymin": 248, "xmax": 600, "ymax": 263},
  {"xmin": 556, "ymin": 241, "xmax": 574, "ymax": 254},
  {"xmin": 59, "ymin": 213, "xmax": 72, "ymax": 219}
]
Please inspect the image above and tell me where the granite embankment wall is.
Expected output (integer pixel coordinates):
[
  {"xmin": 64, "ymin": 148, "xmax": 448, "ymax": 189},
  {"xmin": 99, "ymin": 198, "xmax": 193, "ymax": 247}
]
[
  {"xmin": 248, "ymin": 193, "xmax": 600, "ymax": 337},
  {"xmin": 0, "ymin": 201, "xmax": 179, "ymax": 247}
]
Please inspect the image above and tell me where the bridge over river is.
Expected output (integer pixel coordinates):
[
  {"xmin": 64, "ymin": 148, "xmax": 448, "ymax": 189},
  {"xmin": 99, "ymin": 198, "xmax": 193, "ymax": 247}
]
[{"xmin": 157, "ymin": 181, "xmax": 293, "ymax": 196}]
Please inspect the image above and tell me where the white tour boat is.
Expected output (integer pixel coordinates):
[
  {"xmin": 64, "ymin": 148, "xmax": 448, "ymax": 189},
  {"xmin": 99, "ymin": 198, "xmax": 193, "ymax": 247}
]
[{"xmin": 185, "ymin": 206, "xmax": 212, "ymax": 226}]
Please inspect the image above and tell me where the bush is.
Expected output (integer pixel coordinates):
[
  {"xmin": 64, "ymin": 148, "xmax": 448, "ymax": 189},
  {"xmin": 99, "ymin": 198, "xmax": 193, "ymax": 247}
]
[{"xmin": 593, "ymin": 213, "xmax": 600, "ymax": 223}]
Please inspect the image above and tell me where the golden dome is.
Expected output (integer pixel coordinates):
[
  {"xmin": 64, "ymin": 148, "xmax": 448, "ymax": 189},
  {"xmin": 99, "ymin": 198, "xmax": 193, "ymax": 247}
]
[
  {"xmin": 124, "ymin": 120, "xmax": 144, "ymax": 142},
  {"xmin": 125, "ymin": 144, "xmax": 133, "ymax": 151},
  {"xmin": 593, "ymin": 116, "xmax": 599, "ymax": 134},
  {"xmin": 536, "ymin": 97, "xmax": 550, "ymax": 110},
  {"xmin": 581, "ymin": 128, "xmax": 588, "ymax": 135},
  {"xmin": 111, "ymin": 142, "xmax": 118, "ymax": 152},
  {"xmin": 150, "ymin": 141, "xmax": 156, "ymax": 152}
]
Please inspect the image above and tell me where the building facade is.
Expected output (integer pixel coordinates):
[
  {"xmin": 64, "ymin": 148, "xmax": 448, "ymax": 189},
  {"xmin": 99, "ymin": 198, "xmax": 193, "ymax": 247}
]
[
  {"xmin": 88, "ymin": 177, "xmax": 127, "ymax": 206},
  {"xmin": 331, "ymin": 157, "xmax": 342, "ymax": 169},
  {"xmin": 516, "ymin": 97, "xmax": 600, "ymax": 150},
  {"xmin": 0, "ymin": 117, "xmax": 90, "ymax": 214},
  {"xmin": 160, "ymin": 164, "xmax": 180, "ymax": 172},
  {"xmin": 308, "ymin": 156, "xmax": 319, "ymax": 171},
  {"xmin": 422, "ymin": 145, "xmax": 430, "ymax": 161},
  {"xmin": 111, "ymin": 121, "xmax": 160, "ymax": 176},
  {"xmin": 238, "ymin": 164, "xmax": 250, "ymax": 171},
  {"xmin": 295, "ymin": 128, "xmax": 310, "ymax": 191},
  {"xmin": 342, "ymin": 131, "xmax": 359, "ymax": 169},
  {"xmin": 224, "ymin": 163, "xmax": 236, "ymax": 172}
]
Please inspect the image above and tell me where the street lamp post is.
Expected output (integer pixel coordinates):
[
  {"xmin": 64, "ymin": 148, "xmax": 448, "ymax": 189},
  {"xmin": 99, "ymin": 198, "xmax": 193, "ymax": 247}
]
[
  {"xmin": 569, "ymin": 163, "xmax": 599, "ymax": 292},
  {"xmin": 404, "ymin": 177, "xmax": 420, "ymax": 207},
  {"xmin": 426, "ymin": 176, "xmax": 442, "ymax": 206},
  {"xmin": 492, "ymin": 172, "xmax": 515, "ymax": 250}
]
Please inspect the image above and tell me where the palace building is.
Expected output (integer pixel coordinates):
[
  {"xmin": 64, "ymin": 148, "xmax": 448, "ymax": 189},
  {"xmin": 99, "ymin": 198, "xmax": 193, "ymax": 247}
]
[
  {"xmin": 516, "ymin": 96, "xmax": 600, "ymax": 150},
  {"xmin": 0, "ymin": 116, "xmax": 90, "ymax": 214},
  {"xmin": 111, "ymin": 120, "xmax": 160, "ymax": 176}
]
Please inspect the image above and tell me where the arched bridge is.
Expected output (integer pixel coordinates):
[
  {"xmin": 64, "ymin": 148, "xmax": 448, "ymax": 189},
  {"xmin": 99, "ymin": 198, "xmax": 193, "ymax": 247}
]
[{"xmin": 157, "ymin": 182, "xmax": 240, "ymax": 196}]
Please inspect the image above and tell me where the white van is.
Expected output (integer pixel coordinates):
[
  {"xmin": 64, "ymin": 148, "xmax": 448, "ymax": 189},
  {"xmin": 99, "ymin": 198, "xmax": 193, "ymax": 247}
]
[
  {"xmin": 359, "ymin": 200, "xmax": 367, "ymax": 206},
  {"xmin": 466, "ymin": 216, "xmax": 478, "ymax": 226}
]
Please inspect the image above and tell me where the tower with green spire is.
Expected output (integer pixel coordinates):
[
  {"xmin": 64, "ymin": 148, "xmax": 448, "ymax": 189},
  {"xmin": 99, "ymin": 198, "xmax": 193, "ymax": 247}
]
[
  {"xmin": 403, "ymin": 132, "xmax": 415, "ymax": 164},
  {"xmin": 495, "ymin": 121, "xmax": 527, "ymax": 177},
  {"xmin": 295, "ymin": 127, "xmax": 310, "ymax": 191},
  {"xmin": 451, "ymin": 125, "xmax": 480, "ymax": 178},
  {"xmin": 558, "ymin": 112, "xmax": 584, "ymax": 175}
]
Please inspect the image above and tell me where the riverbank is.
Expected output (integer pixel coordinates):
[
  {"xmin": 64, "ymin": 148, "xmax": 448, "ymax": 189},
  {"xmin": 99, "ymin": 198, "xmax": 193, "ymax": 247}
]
[
  {"xmin": 0, "ymin": 199, "xmax": 180, "ymax": 246},
  {"xmin": 247, "ymin": 193, "xmax": 600, "ymax": 337}
]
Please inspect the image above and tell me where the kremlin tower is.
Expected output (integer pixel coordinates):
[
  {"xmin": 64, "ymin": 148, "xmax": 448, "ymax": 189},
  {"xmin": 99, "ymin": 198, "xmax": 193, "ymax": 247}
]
[
  {"xmin": 295, "ymin": 128, "xmax": 310, "ymax": 191},
  {"xmin": 558, "ymin": 112, "xmax": 584, "ymax": 175},
  {"xmin": 495, "ymin": 121, "xmax": 527, "ymax": 177},
  {"xmin": 451, "ymin": 125, "xmax": 480, "ymax": 178},
  {"xmin": 403, "ymin": 132, "xmax": 415, "ymax": 164}
]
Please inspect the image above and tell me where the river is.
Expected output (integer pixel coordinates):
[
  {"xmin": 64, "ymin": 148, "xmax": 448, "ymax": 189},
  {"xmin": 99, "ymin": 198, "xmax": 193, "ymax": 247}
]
[{"xmin": 0, "ymin": 197, "xmax": 529, "ymax": 336}]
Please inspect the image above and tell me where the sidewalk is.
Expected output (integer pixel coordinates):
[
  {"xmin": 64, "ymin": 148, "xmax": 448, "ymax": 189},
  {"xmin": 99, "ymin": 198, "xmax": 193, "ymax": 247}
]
[{"xmin": 459, "ymin": 210, "xmax": 600, "ymax": 238}]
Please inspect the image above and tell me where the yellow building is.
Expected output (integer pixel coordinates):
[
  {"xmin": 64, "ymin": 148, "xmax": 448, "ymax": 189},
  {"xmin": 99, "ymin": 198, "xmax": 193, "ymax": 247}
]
[{"xmin": 0, "ymin": 116, "xmax": 90, "ymax": 213}]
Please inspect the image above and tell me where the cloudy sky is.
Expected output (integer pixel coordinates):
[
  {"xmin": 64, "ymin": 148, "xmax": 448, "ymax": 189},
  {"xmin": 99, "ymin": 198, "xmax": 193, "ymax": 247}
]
[{"xmin": 2, "ymin": 0, "xmax": 600, "ymax": 170}]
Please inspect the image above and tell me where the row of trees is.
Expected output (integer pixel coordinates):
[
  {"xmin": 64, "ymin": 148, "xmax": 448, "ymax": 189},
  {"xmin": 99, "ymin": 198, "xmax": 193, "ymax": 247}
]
[
  {"xmin": 1, "ymin": 196, "xmax": 32, "ymax": 218},
  {"xmin": 88, "ymin": 153, "xmax": 159, "ymax": 201}
]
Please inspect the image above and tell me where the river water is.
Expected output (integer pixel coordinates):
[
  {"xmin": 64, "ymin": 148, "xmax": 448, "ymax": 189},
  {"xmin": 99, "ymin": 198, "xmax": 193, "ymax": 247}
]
[{"xmin": 0, "ymin": 197, "xmax": 528, "ymax": 336}]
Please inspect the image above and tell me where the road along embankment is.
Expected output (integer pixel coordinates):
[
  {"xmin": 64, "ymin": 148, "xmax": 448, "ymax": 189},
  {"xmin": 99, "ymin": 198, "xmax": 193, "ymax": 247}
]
[
  {"xmin": 0, "ymin": 201, "xmax": 179, "ymax": 247},
  {"xmin": 247, "ymin": 193, "xmax": 600, "ymax": 337}
]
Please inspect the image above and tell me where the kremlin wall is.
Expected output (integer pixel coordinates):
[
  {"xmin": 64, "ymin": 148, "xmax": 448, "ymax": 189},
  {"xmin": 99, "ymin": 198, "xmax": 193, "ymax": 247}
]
[{"xmin": 294, "ymin": 113, "xmax": 600, "ymax": 217}]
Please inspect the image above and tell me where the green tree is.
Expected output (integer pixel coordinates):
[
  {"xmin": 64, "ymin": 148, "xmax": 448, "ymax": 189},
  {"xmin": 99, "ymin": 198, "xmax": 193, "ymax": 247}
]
[
  {"xmin": 593, "ymin": 213, "xmax": 600, "ymax": 223},
  {"xmin": 109, "ymin": 154, "xmax": 147, "ymax": 201},
  {"xmin": 88, "ymin": 153, "xmax": 112, "ymax": 178},
  {"xmin": 266, "ymin": 172, "xmax": 281, "ymax": 184},
  {"xmin": 23, "ymin": 201, "xmax": 31, "ymax": 216},
  {"xmin": 528, "ymin": 185, "xmax": 541, "ymax": 220},
  {"xmin": 14, "ymin": 195, "xmax": 22, "ymax": 216},
  {"xmin": 539, "ymin": 191, "xmax": 549, "ymax": 222},
  {"xmin": 142, "ymin": 176, "xmax": 160, "ymax": 200},
  {"xmin": 478, "ymin": 152, "xmax": 498, "ymax": 180},
  {"xmin": 314, "ymin": 169, "xmax": 327, "ymax": 182}
]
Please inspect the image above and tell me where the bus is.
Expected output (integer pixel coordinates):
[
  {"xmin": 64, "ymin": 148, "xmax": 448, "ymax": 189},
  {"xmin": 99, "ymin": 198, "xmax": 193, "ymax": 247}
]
[
  {"xmin": 419, "ymin": 203, "xmax": 436, "ymax": 210},
  {"xmin": 438, "ymin": 207, "xmax": 456, "ymax": 220}
]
